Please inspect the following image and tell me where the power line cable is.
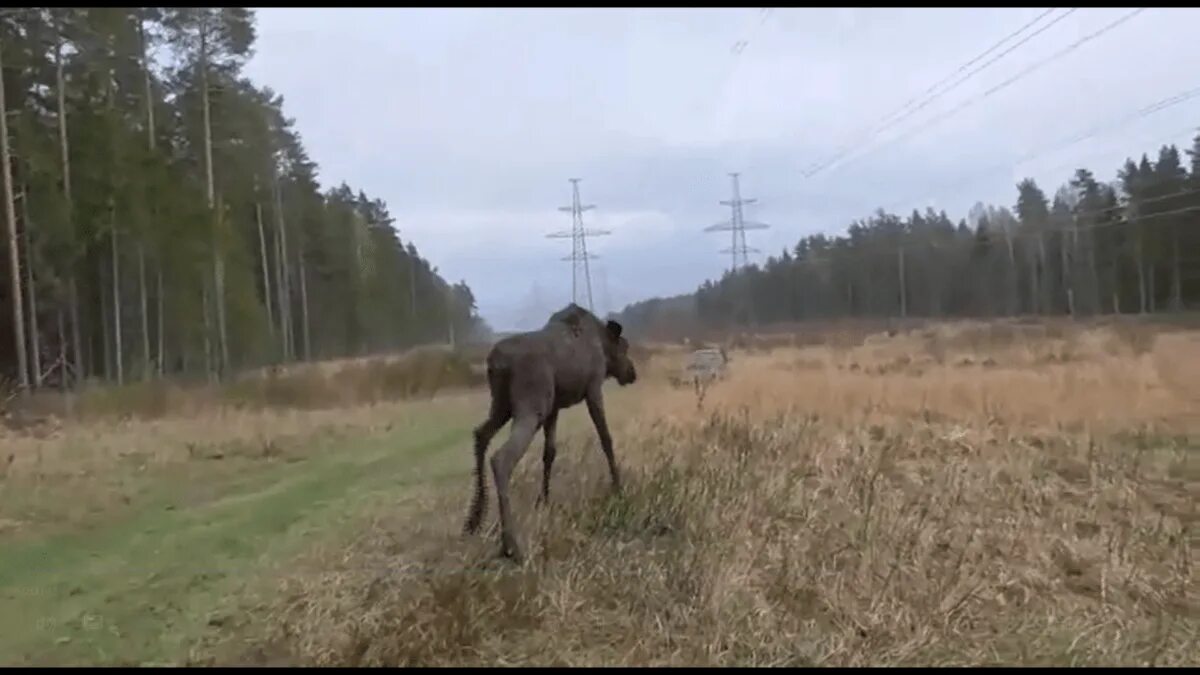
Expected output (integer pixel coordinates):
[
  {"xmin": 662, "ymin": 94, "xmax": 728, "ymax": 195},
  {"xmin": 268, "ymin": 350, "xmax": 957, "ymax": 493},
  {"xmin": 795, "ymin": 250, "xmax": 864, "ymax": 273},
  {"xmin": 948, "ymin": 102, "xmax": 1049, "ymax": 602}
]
[
  {"xmin": 806, "ymin": 7, "xmax": 1148, "ymax": 180},
  {"xmin": 804, "ymin": 7, "xmax": 1072, "ymax": 176},
  {"xmin": 876, "ymin": 85, "xmax": 1200, "ymax": 215}
]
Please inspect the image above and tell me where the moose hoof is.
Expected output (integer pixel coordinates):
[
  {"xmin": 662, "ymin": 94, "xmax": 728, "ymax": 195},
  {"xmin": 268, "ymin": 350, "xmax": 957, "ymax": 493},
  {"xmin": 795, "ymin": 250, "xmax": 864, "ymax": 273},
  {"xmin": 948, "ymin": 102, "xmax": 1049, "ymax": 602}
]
[{"xmin": 500, "ymin": 541, "xmax": 524, "ymax": 564}]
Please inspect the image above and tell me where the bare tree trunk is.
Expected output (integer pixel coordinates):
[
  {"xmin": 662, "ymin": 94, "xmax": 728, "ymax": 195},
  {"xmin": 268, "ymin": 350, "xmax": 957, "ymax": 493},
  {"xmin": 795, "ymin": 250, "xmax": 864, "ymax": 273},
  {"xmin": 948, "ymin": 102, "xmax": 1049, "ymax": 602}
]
[
  {"xmin": 140, "ymin": 15, "xmax": 156, "ymax": 153},
  {"xmin": 138, "ymin": 244, "xmax": 150, "ymax": 378},
  {"xmin": 1028, "ymin": 238, "xmax": 1039, "ymax": 315},
  {"xmin": 214, "ymin": 194, "xmax": 229, "ymax": 374},
  {"xmin": 199, "ymin": 26, "xmax": 228, "ymax": 377},
  {"xmin": 101, "ymin": 267, "xmax": 112, "ymax": 381},
  {"xmin": 70, "ymin": 278, "xmax": 82, "ymax": 379},
  {"xmin": 927, "ymin": 244, "xmax": 941, "ymax": 317},
  {"xmin": 255, "ymin": 194, "xmax": 274, "ymax": 336},
  {"xmin": 0, "ymin": 40, "xmax": 30, "ymax": 391},
  {"xmin": 1087, "ymin": 228, "xmax": 1101, "ymax": 315},
  {"xmin": 57, "ymin": 309, "xmax": 67, "ymax": 391},
  {"xmin": 56, "ymin": 38, "xmax": 83, "ymax": 381},
  {"xmin": 1061, "ymin": 225, "xmax": 1075, "ymax": 318},
  {"xmin": 1149, "ymin": 262, "xmax": 1157, "ymax": 314},
  {"xmin": 1135, "ymin": 232, "xmax": 1147, "ymax": 314},
  {"xmin": 1005, "ymin": 230, "xmax": 1018, "ymax": 316},
  {"xmin": 272, "ymin": 172, "xmax": 293, "ymax": 360},
  {"xmin": 1109, "ymin": 233, "xmax": 1121, "ymax": 315},
  {"xmin": 1170, "ymin": 223, "xmax": 1183, "ymax": 311},
  {"xmin": 140, "ymin": 14, "xmax": 157, "ymax": 380},
  {"xmin": 111, "ymin": 217, "xmax": 123, "ymax": 386},
  {"xmin": 105, "ymin": 69, "xmax": 124, "ymax": 386},
  {"xmin": 1035, "ymin": 232, "xmax": 1050, "ymax": 315},
  {"xmin": 273, "ymin": 199, "xmax": 290, "ymax": 359},
  {"xmin": 896, "ymin": 246, "xmax": 906, "ymax": 318},
  {"xmin": 20, "ymin": 184, "xmax": 41, "ymax": 387},
  {"xmin": 156, "ymin": 264, "xmax": 164, "ymax": 377},
  {"xmin": 202, "ymin": 282, "xmax": 213, "ymax": 381},
  {"xmin": 298, "ymin": 247, "xmax": 311, "ymax": 362}
]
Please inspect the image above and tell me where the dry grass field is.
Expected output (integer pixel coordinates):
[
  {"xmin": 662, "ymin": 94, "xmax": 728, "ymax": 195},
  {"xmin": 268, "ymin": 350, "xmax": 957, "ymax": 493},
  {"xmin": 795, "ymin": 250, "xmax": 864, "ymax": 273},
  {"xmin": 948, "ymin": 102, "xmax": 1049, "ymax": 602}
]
[{"xmin": 1, "ymin": 318, "xmax": 1197, "ymax": 665}]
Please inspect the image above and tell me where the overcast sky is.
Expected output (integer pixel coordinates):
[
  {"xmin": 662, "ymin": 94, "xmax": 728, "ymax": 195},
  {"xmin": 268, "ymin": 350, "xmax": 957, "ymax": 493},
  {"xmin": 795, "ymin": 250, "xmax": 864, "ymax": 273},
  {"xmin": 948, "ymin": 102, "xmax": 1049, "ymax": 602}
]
[{"xmin": 244, "ymin": 7, "xmax": 1200, "ymax": 332}]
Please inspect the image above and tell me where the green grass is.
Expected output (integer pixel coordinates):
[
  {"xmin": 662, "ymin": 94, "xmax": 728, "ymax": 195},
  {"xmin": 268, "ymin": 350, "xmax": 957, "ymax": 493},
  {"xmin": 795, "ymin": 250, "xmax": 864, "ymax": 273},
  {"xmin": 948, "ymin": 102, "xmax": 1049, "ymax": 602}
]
[{"xmin": 0, "ymin": 414, "xmax": 475, "ymax": 666}]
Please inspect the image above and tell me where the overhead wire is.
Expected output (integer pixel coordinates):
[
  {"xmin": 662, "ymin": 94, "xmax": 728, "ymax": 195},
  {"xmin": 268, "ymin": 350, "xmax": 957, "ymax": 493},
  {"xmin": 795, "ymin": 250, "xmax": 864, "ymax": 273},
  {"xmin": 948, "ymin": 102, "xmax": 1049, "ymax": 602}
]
[
  {"xmin": 805, "ymin": 7, "xmax": 1149, "ymax": 180},
  {"xmin": 877, "ymin": 84, "xmax": 1200, "ymax": 215},
  {"xmin": 804, "ymin": 7, "xmax": 1072, "ymax": 176},
  {"xmin": 870, "ymin": 8, "xmax": 1062, "ymax": 131}
]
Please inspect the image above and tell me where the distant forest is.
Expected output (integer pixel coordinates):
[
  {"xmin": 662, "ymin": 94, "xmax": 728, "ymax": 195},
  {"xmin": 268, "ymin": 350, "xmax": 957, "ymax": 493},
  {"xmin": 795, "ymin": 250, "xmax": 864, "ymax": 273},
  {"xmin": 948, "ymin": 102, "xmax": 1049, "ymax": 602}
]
[
  {"xmin": 617, "ymin": 132, "xmax": 1200, "ymax": 337},
  {"xmin": 0, "ymin": 9, "xmax": 486, "ymax": 392}
]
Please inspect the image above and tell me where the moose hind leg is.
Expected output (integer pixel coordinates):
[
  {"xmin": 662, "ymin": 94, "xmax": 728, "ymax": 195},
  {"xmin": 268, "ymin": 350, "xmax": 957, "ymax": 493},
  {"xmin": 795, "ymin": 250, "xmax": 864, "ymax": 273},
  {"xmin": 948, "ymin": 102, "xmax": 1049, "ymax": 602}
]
[
  {"xmin": 585, "ymin": 387, "xmax": 621, "ymax": 493},
  {"xmin": 490, "ymin": 414, "xmax": 539, "ymax": 561},
  {"xmin": 464, "ymin": 409, "xmax": 510, "ymax": 535},
  {"xmin": 537, "ymin": 411, "xmax": 559, "ymax": 507}
]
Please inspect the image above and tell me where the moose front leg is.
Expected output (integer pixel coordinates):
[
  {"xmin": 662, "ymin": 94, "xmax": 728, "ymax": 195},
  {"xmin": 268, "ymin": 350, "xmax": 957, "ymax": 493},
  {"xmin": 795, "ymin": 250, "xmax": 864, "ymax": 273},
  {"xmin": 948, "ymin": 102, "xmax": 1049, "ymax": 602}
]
[
  {"xmin": 537, "ymin": 410, "xmax": 559, "ymax": 507},
  {"xmin": 585, "ymin": 386, "xmax": 621, "ymax": 494}
]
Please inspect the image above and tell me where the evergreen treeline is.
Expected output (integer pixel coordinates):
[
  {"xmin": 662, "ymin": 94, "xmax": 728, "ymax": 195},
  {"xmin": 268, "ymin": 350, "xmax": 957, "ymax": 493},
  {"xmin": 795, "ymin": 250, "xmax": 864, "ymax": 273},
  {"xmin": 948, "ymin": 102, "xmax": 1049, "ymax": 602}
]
[
  {"xmin": 618, "ymin": 135, "xmax": 1200, "ymax": 333},
  {"xmin": 1, "ymin": 8, "xmax": 485, "ymax": 392}
]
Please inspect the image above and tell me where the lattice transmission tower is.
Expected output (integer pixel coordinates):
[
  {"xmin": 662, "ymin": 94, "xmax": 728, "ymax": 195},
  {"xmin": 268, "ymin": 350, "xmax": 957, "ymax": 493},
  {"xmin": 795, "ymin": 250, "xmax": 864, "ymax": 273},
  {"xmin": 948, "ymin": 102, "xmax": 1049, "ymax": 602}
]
[
  {"xmin": 703, "ymin": 172, "xmax": 770, "ymax": 274},
  {"xmin": 546, "ymin": 178, "xmax": 609, "ymax": 311}
]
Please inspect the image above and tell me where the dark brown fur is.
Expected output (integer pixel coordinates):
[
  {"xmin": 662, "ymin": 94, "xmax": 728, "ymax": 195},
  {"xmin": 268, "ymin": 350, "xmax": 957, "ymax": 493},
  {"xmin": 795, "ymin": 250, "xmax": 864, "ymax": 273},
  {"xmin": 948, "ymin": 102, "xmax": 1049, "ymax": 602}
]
[{"xmin": 462, "ymin": 303, "xmax": 638, "ymax": 561}]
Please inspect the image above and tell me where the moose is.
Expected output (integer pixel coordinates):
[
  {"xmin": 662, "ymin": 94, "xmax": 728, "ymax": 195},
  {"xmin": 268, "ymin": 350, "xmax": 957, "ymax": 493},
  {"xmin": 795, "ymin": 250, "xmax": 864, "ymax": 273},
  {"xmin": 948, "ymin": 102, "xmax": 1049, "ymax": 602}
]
[{"xmin": 462, "ymin": 303, "xmax": 639, "ymax": 561}]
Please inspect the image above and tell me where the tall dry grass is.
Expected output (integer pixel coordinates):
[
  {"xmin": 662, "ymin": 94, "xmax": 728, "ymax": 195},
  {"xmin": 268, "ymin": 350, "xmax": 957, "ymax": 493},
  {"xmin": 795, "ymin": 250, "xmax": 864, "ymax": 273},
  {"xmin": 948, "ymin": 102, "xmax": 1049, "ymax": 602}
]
[
  {"xmin": 220, "ymin": 319, "xmax": 1198, "ymax": 666},
  {"xmin": 3, "ymin": 346, "xmax": 485, "ymax": 427}
]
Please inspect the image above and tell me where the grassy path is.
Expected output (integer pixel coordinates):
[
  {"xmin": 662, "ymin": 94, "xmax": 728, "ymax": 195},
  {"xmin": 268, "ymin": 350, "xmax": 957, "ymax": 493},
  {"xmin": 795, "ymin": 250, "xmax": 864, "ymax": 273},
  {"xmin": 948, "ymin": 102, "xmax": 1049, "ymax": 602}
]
[{"xmin": 0, "ymin": 413, "xmax": 474, "ymax": 666}]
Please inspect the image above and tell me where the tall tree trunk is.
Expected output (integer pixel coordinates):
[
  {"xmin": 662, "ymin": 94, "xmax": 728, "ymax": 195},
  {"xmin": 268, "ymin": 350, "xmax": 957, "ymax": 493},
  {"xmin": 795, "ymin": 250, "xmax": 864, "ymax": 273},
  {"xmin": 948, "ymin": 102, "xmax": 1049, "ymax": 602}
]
[
  {"xmin": 927, "ymin": 244, "xmax": 942, "ymax": 317},
  {"xmin": 1109, "ymin": 229, "xmax": 1121, "ymax": 315},
  {"xmin": 1149, "ymin": 262, "xmax": 1157, "ymax": 314},
  {"xmin": 111, "ymin": 216, "xmax": 123, "ymax": 386},
  {"xmin": 273, "ymin": 197, "xmax": 290, "ymax": 359},
  {"xmin": 202, "ymin": 281, "xmax": 213, "ymax": 380},
  {"xmin": 254, "ymin": 192, "xmax": 274, "ymax": 337},
  {"xmin": 214, "ymin": 193, "xmax": 229, "ymax": 374},
  {"xmin": 56, "ymin": 37, "xmax": 83, "ymax": 381},
  {"xmin": 106, "ymin": 69, "xmax": 124, "ymax": 386},
  {"xmin": 298, "ymin": 247, "xmax": 311, "ymax": 362},
  {"xmin": 1005, "ymin": 230, "xmax": 1018, "ymax": 316},
  {"xmin": 1028, "ymin": 237, "xmax": 1040, "ymax": 315},
  {"xmin": 20, "ymin": 184, "xmax": 41, "ymax": 387},
  {"xmin": 896, "ymin": 246, "xmax": 907, "ymax": 318},
  {"xmin": 1171, "ymin": 223, "xmax": 1183, "ymax": 311},
  {"xmin": 84, "ymin": 292, "xmax": 93, "ymax": 377},
  {"xmin": 70, "ymin": 278, "xmax": 83, "ymax": 380},
  {"xmin": 1061, "ymin": 225, "xmax": 1075, "ymax": 318},
  {"xmin": 1036, "ymin": 232, "xmax": 1050, "ymax": 315},
  {"xmin": 1135, "ymin": 231, "xmax": 1147, "ymax": 314},
  {"xmin": 271, "ymin": 172, "xmax": 293, "ymax": 360},
  {"xmin": 1087, "ymin": 228, "xmax": 1101, "ymax": 315},
  {"xmin": 156, "ymin": 264, "xmax": 164, "ymax": 377},
  {"xmin": 140, "ymin": 13, "xmax": 157, "ymax": 379},
  {"xmin": 138, "ymin": 244, "xmax": 150, "ymax": 378},
  {"xmin": 57, "ymin": 309, "xmax": 67, "ymax": 392},
  {"xmin": 140, "ymin": 15, "xmax": 156, "ymax": 153},
  {"xmin": 101, "ymin": 265, "xmax": 112, "ymax": 381},
  {"xmin": 199, "ymin": 25, "xmax": 228, "ymax": 377},
  {"xmin": 0, "ymin": 40, "xmax": 29, "ymax": 391}
]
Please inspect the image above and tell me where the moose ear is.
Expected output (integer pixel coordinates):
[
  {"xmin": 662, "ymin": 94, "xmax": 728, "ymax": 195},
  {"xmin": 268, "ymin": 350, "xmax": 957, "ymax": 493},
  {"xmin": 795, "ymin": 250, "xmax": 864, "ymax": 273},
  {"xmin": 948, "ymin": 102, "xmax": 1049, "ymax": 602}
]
[{"xmin": 606, "ymin": 320, "xmax": 623, "ymax": 340}]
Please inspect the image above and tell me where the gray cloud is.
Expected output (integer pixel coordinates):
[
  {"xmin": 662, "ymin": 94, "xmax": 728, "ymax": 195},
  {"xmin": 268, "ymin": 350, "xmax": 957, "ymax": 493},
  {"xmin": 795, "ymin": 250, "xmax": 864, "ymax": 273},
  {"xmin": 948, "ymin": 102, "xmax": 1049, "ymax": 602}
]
[{"xmin": 245, "ymin": 7, "xmax": 1200, "ymax": 331}]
